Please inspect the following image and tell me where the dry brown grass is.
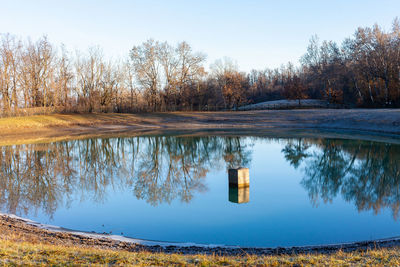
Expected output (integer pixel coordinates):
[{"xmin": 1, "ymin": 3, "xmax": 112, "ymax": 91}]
[
  {"xmin": 0, "ymin": 113, "xmax": 140, "ymax": 129},
  {"xmin": 0, "ymin": 113, "xmax": 150, "ymax": 146},
  {"xmin": 1, "ymin": 239, "xmax": 400, "ymax": 266},
  {"xmin": 2, "ymin": 215, "xmax": 400, "ymax": 265}
]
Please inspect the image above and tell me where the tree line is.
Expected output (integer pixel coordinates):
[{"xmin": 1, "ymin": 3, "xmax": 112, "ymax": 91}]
[{"xmin": 1, "ymin": 19, "xmax": 399, "ymax": 116}]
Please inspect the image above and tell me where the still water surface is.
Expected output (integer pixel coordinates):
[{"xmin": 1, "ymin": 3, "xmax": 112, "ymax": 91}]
[{"xmin": 1, "ymin": 135, "xmax": 400, "ymax": 247}]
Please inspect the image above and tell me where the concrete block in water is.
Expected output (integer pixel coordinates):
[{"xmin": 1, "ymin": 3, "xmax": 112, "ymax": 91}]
[{"xmin": 228, "ymin": 167, "xmax": 249, "ymax": 187}]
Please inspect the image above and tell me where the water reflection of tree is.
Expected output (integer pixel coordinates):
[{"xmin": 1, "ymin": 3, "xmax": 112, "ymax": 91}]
[
  {"xmin": 282, "ymin": 139, "xmax": 400, "ymax": 218},
  {"xmin": 0, "ymin": 135, "xmax": 252, "ymax": 217},
  {"xmin": 282, "ymin": 139, "xmax": 310, "ymax": 169}
]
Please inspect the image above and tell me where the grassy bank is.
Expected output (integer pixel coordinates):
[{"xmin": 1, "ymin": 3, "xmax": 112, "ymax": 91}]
[
  {"xmin": 0, "ymin": 113, "xmax": 145, "ymax": 129},
  {"xmin": 2, "ymin": 214, "xmax": 400, "ymax": 265},
  {"xmin": 1, "ymin": 239, "xmax": 400, "ymax": 266},
  {"xmin": 0, "ymin": 113, "xmax": 153, "ymax": 146}
]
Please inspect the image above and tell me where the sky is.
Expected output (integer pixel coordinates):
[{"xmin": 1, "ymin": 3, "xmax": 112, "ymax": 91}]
[{"xmin": 1, "ymin": 0, "xmax": 399, "ymax": 72}]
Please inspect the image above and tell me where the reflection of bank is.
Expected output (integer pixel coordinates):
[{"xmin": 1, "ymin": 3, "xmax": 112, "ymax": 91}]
[{"xmin": 228, "ymin": 168, "xmax": 250, "ymax": 204}]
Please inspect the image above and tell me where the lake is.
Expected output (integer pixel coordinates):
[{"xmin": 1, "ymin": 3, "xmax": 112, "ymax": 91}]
[{"xmin": 1, "ymin": 134, "xmax": 400, "ymax": 247}]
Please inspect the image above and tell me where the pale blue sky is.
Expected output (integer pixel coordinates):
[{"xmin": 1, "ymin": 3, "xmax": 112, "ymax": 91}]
[{"xmin": 1, "ymin": 0, "xmax": 399, "ymax": 71}]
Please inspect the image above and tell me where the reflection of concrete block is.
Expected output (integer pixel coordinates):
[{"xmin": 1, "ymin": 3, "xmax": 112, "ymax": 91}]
[
  {"xmin": 228, "ymin": 168, "xmax": 249, "ymax": 187},
  {"xmin": 229, "ymin": 185, "xmax": 250, "ymax": 204}
]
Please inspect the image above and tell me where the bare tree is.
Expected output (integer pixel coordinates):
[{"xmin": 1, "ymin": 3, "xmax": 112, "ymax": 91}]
[
  {"xmin": 74, "ymin": 47, "xmax": 104, "ymax": 112},
  {"xmin": 0, "ymin": 34, "xmax": 21, "ymax": 113},
  {"xmin": 130, "ymin": 40, "xmax": 161, "ymax": 111}
]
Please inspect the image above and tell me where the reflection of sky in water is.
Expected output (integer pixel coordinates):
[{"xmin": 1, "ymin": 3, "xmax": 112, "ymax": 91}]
[{"xmin": 1, "ymin": 136, "xmax": 400, "ymax": 247}]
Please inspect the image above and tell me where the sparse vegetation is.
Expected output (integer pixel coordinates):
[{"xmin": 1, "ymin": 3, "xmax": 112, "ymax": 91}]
[
  {"xmin": 1, "ymin": 239, "xmax": 400, "ymax": 266},
  {"xmin": 2, "ymin": 200, "xmax": 400, "ymax": 266}
]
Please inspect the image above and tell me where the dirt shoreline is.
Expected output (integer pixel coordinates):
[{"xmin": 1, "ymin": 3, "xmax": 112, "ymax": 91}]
[
  {"xmin": 1, "ymin": 109, "xmax": 400, "ymax": 146},
  {"xmin": 1, "ymin": 214, "xmax": 400, "ymax": 256}
]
